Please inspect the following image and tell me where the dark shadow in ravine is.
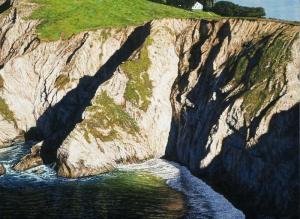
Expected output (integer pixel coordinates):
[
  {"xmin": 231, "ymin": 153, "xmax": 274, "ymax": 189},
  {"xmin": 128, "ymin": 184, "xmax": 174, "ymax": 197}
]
[
  {"xmin": 163, "ymin": 20, "xmax": 298, "ymax": 218},
  {"xmin": 164, "ymin": 20, "xmax": 234, "ymax": 171},
  {"xmin": 25, "ymin": 23, "xmax": 151, "ymax": 164},
  {"xmin": 0, "ymin": 0, "xmax": 13, "ymax": 13},
  {"xmin": 202, "ymin": 104, "xmax": 299, "ymax": 218},
  {"xmin": 164, "ymin": 22, "xmax": 277, "ymax": 173}
]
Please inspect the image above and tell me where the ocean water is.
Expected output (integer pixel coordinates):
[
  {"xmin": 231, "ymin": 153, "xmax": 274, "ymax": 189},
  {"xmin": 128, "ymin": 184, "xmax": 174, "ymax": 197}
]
[
  {"xmin": 0, "ymin": 143, "xmax": 244, "ymax": 219},
  {"xmin": 217, "ymin": 0, "xmax": 300, "ymax": 21}
]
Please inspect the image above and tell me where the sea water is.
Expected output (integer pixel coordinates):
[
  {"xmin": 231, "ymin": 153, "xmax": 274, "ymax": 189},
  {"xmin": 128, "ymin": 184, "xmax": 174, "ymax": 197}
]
[{"xmin": 0, "ymin": 143, "xmax": 244, "ymax": 218}]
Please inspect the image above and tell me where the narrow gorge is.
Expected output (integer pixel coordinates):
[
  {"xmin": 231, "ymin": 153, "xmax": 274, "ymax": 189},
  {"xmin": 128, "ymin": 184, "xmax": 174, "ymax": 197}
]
[{"xmin": 0, "ymin": 1, "xmax": 299, "ymax": 218}]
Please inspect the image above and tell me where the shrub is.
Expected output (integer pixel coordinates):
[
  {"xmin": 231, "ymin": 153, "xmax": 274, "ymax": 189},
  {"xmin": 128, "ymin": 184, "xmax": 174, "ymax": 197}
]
[{"xmin": 212, "ymin": 1, "xmax": 265, "ymax": 18}]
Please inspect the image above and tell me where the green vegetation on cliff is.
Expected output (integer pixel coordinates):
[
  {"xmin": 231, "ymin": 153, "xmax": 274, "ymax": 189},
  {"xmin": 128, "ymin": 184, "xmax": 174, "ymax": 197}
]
[
  {"xmin": 29, "ymin": 0, "xmax": 218, "ymax": 41},
  {"xmin": 229, "ymin": 33, "xmax": 294, "ymax": 122},
  {"xmin": 54, "ymin": 74, "xmax": 70, "ymax": 91},
  {"xmin": 0, "ymin": 97, "xmax": 16, "ymax": 125},
  {"xmin": 0, "ymin": 76, "xmax": 3, "ymax": 89},
  {"xmin": 0, "ymin": 75, "xmax": 15, "ymax": 124},
  {"xmin": 80, "ymin": 91, "xmax": 139, "ymax": 142},
  {"xmin": 121, "ymin": 37, "xmax": 153, "ymax": 111}
]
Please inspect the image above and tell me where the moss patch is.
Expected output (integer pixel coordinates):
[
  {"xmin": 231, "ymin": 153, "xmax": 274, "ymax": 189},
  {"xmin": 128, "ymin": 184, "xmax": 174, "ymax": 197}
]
[
  {"xmin": 0, "ymin": 97, "xmax": 16, "ymax": 125},
  {"xmin": 0, "ymin": 75, "xmax": 4, "ymax": 89},
  {"xmin": 99, "ymin": 30, "xmax": 111, "ymax": 42},
  {"xmin": 54, "ymin": 74, "xmax": 70, "ymax": 91},
  {"xmin": 80, "ymin": 91, "xmax": 139, "ymax": 142},
  {"xmin": 121, "ymin": 37, "xmax": 153, "ymax": 111},
  {"xmin": 229, "ymin": 33, "xmax": 294, "ymax": 122}
]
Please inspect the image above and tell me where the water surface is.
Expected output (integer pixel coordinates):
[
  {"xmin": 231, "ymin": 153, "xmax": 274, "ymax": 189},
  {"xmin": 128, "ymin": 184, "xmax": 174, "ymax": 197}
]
[
  {"xmin": 0, "ymin": 144, "xmax": 185, "ymax": 219},
  {"xmin": 0, "ymin": 143, "xmax": 245, "ymax": 218}
]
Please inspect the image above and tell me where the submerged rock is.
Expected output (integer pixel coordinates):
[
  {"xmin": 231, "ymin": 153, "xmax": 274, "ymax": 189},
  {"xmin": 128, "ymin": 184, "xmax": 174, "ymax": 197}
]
[
  {"xmin": 0, "ymin": 163, "xmax": 5, "ymax": 176},
  {"xmin": 13, "ymin": 143, "xmax": 43, "ymax": 171}
]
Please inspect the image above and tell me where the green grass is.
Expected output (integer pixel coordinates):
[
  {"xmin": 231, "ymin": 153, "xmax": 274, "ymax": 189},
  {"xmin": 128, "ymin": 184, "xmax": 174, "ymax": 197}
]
[
  {"xmin": 121, "ymin": 37, "xmax": 153, "ymax": 111},
  {"xmin": 28, "ymin": 0, "xmax": 218, "ymax": 41},
  {"xmin": 80, "ymin": 91, "xmax": 139, "ymax": 142}
]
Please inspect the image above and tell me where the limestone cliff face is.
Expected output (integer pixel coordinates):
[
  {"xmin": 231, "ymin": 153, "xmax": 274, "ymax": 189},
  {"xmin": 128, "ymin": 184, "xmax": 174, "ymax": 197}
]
[
  {"xmin": 165, "ymin": 20, "xmax": 300, "ymax": 217},
  {"xmin": 0, "ymin": 3, "xmax": 299, "ymax": 217}
]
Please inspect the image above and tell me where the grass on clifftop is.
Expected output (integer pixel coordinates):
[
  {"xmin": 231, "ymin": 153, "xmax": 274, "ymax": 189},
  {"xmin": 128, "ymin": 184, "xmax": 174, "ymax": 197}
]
[{"xmin": 29, "ymin": 0, "xmax": 218, "ymax": 41}]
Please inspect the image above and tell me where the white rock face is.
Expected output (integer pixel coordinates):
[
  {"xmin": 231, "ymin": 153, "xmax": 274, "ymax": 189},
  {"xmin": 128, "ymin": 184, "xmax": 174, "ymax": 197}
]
[
  {"xmin": 166, "ymin": 19, "xmax": 300, "ymax": 217},
  {"xmin": 57, "ymin": 20, "xmax": 189, "ymax": 177},
  {"xmin": 0, "ymin": 115, "xmax": 20, "ymax": 147}
]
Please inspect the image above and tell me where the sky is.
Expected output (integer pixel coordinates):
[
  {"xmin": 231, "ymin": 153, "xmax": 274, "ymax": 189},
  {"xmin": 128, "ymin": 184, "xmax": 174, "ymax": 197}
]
[{"xmin": 216, "ymin": 0, "xmax": 300, "ymax": 21}]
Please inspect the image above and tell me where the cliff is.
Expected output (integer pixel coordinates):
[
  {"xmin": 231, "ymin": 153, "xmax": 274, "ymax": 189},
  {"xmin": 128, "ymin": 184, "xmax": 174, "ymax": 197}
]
[
  {"xmin": 0, "ymin": 2, "xmax": 299, "ymax": 217},
  {"xmin": 165, "ymin": 19, "xmax": 300, "ymax": 217}
]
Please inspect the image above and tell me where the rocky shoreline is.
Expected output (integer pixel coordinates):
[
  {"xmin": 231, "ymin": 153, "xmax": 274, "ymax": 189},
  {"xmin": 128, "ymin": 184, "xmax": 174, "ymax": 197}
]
[{"xmin": 0, "ymin": 1, "xmax": 299, "ymax": 217}]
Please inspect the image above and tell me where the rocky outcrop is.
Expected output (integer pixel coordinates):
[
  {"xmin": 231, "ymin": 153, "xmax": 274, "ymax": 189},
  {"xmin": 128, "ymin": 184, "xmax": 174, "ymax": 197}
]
[
  {"xmin": 0, "ymin": 4, "xmax": 184, "ymax": 176},
  {"xmin": 13, "ymin": 142, "xmax": 43, "ymax": 171},
  {"xmin": 164, "ymin": 20, "xmax": 300, "ymax": 217},
  {"xmin": 0, "ymin": 163, "xmax": 5, "ymax": 175},
  {"xmin": 0, "ymin": 3, "xmax": 299, "ymax": 217}
]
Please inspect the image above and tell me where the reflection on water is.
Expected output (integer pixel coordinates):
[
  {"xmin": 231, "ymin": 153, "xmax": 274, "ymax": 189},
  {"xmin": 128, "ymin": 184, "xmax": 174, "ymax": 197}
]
[
  {"xmin": 0, "ymin": 144, "xmax": 185, "ymax": 219},
  {"xmin": 0, "ymin": 172, "xmax": 185, "ymax": 218}
]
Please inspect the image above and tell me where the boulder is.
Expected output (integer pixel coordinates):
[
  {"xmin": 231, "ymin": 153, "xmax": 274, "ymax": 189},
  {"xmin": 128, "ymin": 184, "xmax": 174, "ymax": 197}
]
[
  {"xmin": 0, "ymin": 163, "xmax": 6, "ymax": 176},
  {"xmin": 13, "ymin": 142, "xmax": 43, "ymax": 171}
]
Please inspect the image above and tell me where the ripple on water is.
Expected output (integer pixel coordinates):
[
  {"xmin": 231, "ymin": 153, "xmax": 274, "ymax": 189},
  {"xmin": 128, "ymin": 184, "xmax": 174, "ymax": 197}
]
[{"xmin": 0, "ymin": 144, "xmax": 186, "ymax": 219}]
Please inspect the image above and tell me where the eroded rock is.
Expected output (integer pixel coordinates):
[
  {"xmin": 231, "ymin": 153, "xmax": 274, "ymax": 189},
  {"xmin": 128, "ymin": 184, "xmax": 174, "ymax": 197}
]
[
  {"xmin": 0, "ymin": 163, "xmax": 5, "ymax": 176},
  {"xmin": 13, "ymin": 143, "xmax": 43, "ymax": 171}
]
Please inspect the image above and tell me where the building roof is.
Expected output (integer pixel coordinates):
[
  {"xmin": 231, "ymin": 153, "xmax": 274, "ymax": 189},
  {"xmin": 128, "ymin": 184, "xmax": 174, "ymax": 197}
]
[{"xmin": 192, "ymin": 2, "xmax": 203, "ymax": 10}]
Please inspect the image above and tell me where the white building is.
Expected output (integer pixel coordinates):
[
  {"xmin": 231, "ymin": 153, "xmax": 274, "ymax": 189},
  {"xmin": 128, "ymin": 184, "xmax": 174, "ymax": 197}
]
[{"xmin": 192, "ymin": 2, "xmax": 203, "ymax": 10}]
